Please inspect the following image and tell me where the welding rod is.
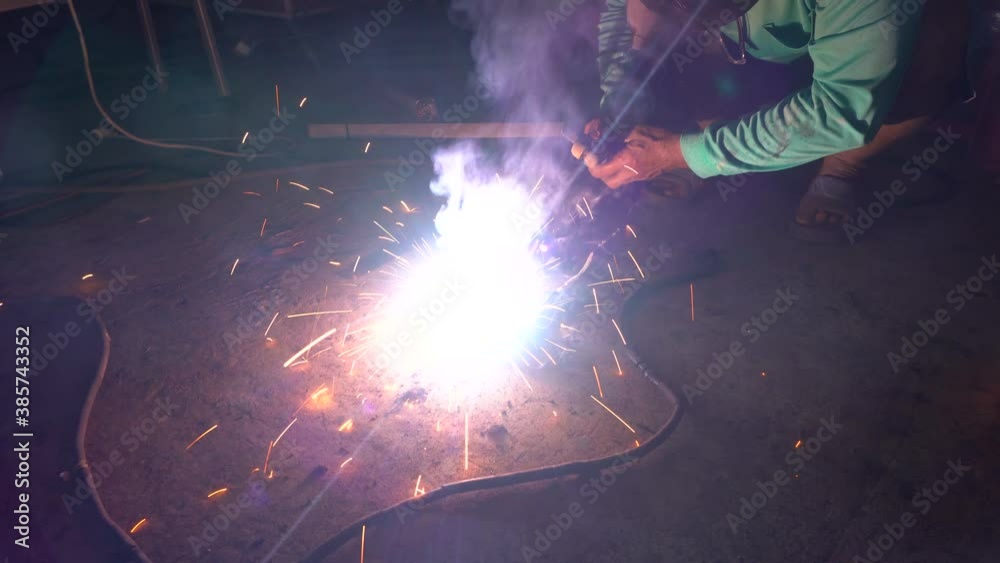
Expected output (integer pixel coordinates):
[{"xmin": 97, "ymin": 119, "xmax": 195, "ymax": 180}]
[{"xmin": 307, "ymin": 122, "xmax": 567, "ymax": 139}]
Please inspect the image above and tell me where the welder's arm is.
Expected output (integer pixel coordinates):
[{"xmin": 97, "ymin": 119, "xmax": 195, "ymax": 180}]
[
  {"xmin": 597, "ymin": 0, "xmax": 636, "ymax": 115},
  {"xmin": 679, "ymin": 2, "xmax": 924, "ymax": 178}
]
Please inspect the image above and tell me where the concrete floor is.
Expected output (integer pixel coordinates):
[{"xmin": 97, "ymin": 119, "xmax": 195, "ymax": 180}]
[{"xmin": 1, "ymin": 2, "xmax": 998, "ymax": 563}]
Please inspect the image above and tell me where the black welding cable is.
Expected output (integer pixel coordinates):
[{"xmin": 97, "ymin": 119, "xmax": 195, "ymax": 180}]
[{"xmin": 298, "ymin": 292, "xmax": 687, "ymax": 563}]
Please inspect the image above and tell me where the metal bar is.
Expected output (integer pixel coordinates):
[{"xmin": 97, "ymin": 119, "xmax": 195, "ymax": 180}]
[
  {"xmin": 307, "ymin": 122, "xmax": 566, "ymax": 139},
  {"xmin": 192, "ymin": 0, "xmax": 230, "ymax": 97},
  {"xmin": 136, "ymin": 0, "xmax": 167, "ymax": 92}
]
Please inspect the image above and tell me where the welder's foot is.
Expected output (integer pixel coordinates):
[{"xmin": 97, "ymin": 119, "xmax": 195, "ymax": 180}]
[{"xmin": 788, "ymin": 175, "xmax": 857, "ymax": 244}]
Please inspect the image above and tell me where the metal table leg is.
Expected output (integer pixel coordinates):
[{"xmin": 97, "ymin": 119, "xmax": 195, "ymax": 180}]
[
  {"xmin": 136, "ymin": 0, "xmax": 167, "ymax": 92},
  {"xmin": 193, "ymin": 0, "xmax": 231, "ymax": 97}
]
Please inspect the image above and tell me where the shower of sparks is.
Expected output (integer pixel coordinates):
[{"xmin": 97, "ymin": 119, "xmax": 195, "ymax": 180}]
[
  {"xmin": 230, "ymin": 259, "xmax": 240, "ymax": 276},
  {"xmin": 299, "ymin": 96, "xmax": 308, "ymax": 108},
  {"xmin": 129, "ymin": 518, "xmax": 148, "ymax": 534},
  {"xmin": 590, "ymin": 395, "xmax": 636, "ymax": 433},
  {"xmin": 627, "ymin": 250, "xmax": 645, "ymax": 279},
  {"xmin": 273, "ymin": 418, "xmax": 298, "ymax": 446},
  {"xmin": 364, "ymin": 141, "xmax": 372, "ymax": 153},
  {"xmin": 185, "ymin": 424, "xmax": 218, "ymax": 450},
  {"xmin": 690, "ymin": 283, "xmax": 695, "ymax": 321},
  {"xmin": 289, "ymin": 181, "xmax": 310, "ymax": 191},
  {"xmin": 81, "ymin": 273, "xmax": 94, "ymax": 280},
  {"xmin": 611, "ymin": 319, "xmax": 627, "ymax": 346},
  {"xmin": 241, "ymin": 131, "xmax": 249, "ymax": 144},
  {"xmin": 286, "ymin": 310, "xmax": 352, "ymax": 319},
  {"xmin": 283, "ymin": 327, "xmax": 338, "ymax": 367},
  {"xmin": 612, "ymin": 349, "xmax": 623, "ymax": 375},
  {"xmin": 207, "ymin": 488, "xmax": 229, "ymax": 498},
  {"xmin": 593, "ymin": 365, "xmax": 604, "ymax": 398}
]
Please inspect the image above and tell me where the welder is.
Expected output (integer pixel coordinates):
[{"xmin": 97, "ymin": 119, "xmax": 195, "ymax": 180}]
[{"xmin": 583, "ymin": 0, "xmax": 972, "ymax": 240}]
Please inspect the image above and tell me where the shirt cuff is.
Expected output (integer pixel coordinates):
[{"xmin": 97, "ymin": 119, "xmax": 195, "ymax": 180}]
[{"xmin": 679, "ymin": 131, "xmax": 720, "ymax": 179}]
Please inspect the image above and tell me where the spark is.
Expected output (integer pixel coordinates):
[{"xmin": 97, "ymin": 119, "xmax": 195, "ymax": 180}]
[
  {"xmin": 592, "ymin": 288, "xmax": 600, "ymax": 314},
  {"xmin": 583, "ymin": 197, "xmax": 594, "ymax": 220},
  {"xmin": 364, "ymin": 141, "xmax": 372, "ymax": 153},
  {"xmin": 353, "ymin": 256, "xmax": 361, "ymax": 273},
  {"xmin": 560, "ymin": 323, "xmax": 581, "ymax": 333},
  {"xmin": 624, "ymin": 164, "xmax": 639, "ymax": 175},
  {"xmin": 311, "ymin": 387, "xmax": 329, "ymax": 400},
  {"xmin": 593, "ymin": 365, "xmax": 604, "ymax": 398},
  {"xmin": 289, "ymin": 181, "xmax": 310, "ymax": 191},
  {"xmin": 264, "ymin": 312, "xmax": 280, "ymax": 337},
  {"xmin": 590, "ymin": 395, "xmax": 636, "ymax": 433},
  {"xmin": 794, "ymin": 440, "xmax": 803, "ymax": 448},
  {"xmin": 381, "ymin": 205, "xmax": 393, "ymax": 214},
  {"xmin": 360, "ymin": 524, "xmax": 366, "ymax": 563},
  {"xmin": 464, "ymin": 411, "xmax": 469, "ymax": 471},
  {"xmin": 612, "ymin": 349, "xmax": 623, "ymax": 375},
  {"xmin": 207, "ymin": 487, "xmax": 229, "ymax": 498},
  {"xmin": 283, "ymin": 327, "xmax": 338, "ymax": 367},
  {"xmin": 761, "ymin": 371, "xmax": 767, "ymax": 377},
  {"xmin": 529, "ymin": 175, "xmax": 544, "ymax": 197},
  {"xmin": 186, "ymin": 424, "xmax": 218, "ymax": 450},
  {"xmin": 81, "ymin": 273, "xmax": 94, "ymax": 280},
  {"xmin": 540, "ymin": 347, "xmax": 557, "ymax": 365},
  {"xmin": 303, "ymin": 202, "xmax": 321, "ymax": 209},
  {"xmin": 286, "ymin": 310, "xmax": 352, "ymax": 319},
  {"xmin": 626, "ymin": 224, "xmax": 637, "ymax": 238},
  {"xmin": 299, "ymin": 96, "xmax": 308, "ymax": 108},
  {"xmin": 230, "ymin": 259, "xmax": 240, "ymax": 276},
  {"xmin": 340, "ymin": 457, "xmax": 353, "ymax": 468},
  {"xmin": 543, "ymin": 339, "xmax": 575, "ymax": 352},
  {"xmin": 627, "ymin": 250, "xmax": 645, "ymax": 279},
  {"xmin": 588, "ymin": 278, "xmax": 635, "ymax": 287},
  {"xmin": 274, "ymin": 84, "xmax": 280, "ymax": 115},
  {"xmin": 690, "ymin": 283, "xmax": 695, "ymax": 321},
  {"xmin": 241, "ymin": 131, "xmax": 249, "ymax": 144},
  {"xmin": 275, "ymin": 178, "xmax": 280, "ymax": 192},
  {"xmin": 263, "ymin": 440, "xmax": 274, "ymax": 475},
  {"xmin": 317, "ymin": 186, "xmax": 334, "ymax": 195},
  {"xmin": 243, "ymin": 191, "xmax": 262, "ymax": 197},
  {"xmin": 338, "ymin": 419, "xmax": 354, "ymax": 432},
  {"xmin": 273, "ymin": 418, "xmax": 298, "ymax": 446},
  {"xmin": 129, "ymin": 518, "xmax": 148, "ymax": 534},
  {"xmin": 414, "ymin": 475, "xmax": 425, "ymax": 497},
  {"xmin": 611, "ymin": 318, "xmax": 627, "ymax": 345},
  {"xmin": 382, "ymin": 248, "xmax": 409, "ymax": 265},
  {"xmin": 293, "ymin": 241, "xmax": 305, "ymax": 247},
  {"xmin": 260, "ymin": 218, "xmax": 268, "ymax": 237},
  {"xmin": 373, "ymin": 221, "xmax": 399, "ymax": 243},
  {"xmin": 400, "ymin": 200, "xmax": 414, "ymax": 213},
  {"xmin": 512, "ymin": 363, "xmax": 533, "ymax": 391}
]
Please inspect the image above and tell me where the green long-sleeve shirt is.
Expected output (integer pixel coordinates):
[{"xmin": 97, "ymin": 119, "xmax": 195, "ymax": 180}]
[{"xmin": 598, "ymin": 0, "xmax": 924, "ymax": 178}]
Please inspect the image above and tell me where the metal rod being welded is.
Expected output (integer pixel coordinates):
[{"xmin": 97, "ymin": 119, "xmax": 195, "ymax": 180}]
[{"xmin": 307, "ymin": 122, "xmax": 567, "ymax": 140}]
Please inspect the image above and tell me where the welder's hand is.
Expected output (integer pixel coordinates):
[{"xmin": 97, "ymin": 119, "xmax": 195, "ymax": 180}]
[{"xmin": 584, "ymin": 126, "xmax": 687, "ymax": 190}]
